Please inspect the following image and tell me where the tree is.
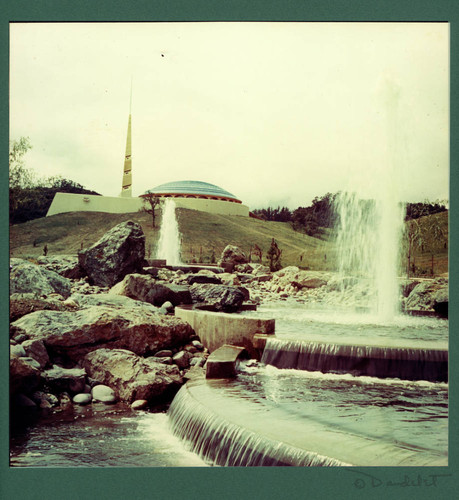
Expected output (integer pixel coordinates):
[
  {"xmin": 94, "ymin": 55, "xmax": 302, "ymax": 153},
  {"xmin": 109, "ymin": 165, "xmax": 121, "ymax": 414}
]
[
  {"xmin": 9, "ymin": 137, "xmax": 33, "ymax": 213},
  {"xmin": 141, "ymin": 194, "xmax": 162, "ymax": 228},
  {"xmin": 266, "ymin": 238, "xmax": 282, "ymax": 271},
  {"xmin": 404, "ymin": 218, "xmax": 422, "ymax": 277}
]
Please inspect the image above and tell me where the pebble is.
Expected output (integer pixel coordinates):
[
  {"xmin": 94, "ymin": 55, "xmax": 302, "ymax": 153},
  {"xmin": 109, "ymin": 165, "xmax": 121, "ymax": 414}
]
[{"xmin": 73, "ymin": 393, "xmax": 92, "ymax": 405}]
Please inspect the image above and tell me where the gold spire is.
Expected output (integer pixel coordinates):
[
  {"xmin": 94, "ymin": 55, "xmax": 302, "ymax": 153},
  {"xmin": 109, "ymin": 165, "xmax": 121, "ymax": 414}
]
[{"xmin": 121, "ymin": 80, "xmax": 132, "ymax": 197}]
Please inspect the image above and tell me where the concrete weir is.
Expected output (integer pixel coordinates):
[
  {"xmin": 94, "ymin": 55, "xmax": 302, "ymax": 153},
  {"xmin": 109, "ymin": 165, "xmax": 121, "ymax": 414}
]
[
  {"xmin": 175, "ymin": 306, "xmax": 275, "ymax": 358},
  {"xmin": 168, "ymin": 379, "xmax": 447, "ymax": 467}
]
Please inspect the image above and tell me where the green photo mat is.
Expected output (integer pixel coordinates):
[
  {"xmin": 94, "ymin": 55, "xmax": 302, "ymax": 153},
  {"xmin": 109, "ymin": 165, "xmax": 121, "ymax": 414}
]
[{"xmin": 1, "ymin": 1, "xmax": 457, "ymax": 499}]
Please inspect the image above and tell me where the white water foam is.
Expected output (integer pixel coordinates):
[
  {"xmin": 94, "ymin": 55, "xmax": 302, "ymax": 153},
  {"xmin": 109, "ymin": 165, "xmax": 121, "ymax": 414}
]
[{"xmin": 156, "ymin": 199, "xmax": 182, "ymax": 265}]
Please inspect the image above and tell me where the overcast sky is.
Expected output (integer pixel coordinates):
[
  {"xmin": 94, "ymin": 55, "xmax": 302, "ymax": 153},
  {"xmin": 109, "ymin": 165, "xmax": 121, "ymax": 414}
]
[{"xmin": 10, "ymin": 22, "xmax": 449, "ymax": 209}]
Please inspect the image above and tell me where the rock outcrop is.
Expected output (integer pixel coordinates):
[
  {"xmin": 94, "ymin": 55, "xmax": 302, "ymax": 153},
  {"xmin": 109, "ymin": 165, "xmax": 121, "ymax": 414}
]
[
  {"xmin": 11, "ymin": 305, "xmax": 195, "ymax": 361},
  {"xmin": 190, "ymin": 284, "xmax": 246, "ymax": 312},
  {"xmin": 10, "ymin": 262, "xmax": 72, "ymax": 298},
  {"xmin": 82, "ymin": 348, "xmax": 183, "ymax": 403},
  {"xmin": 109, "ymin": 273, "xmax": 192, "ymax": 306},
  {"xmin": 217, "ymin": 245, "xmax": 248, "ymax": 272},
  {"xmin": 78, "ymin": 221, "xmax": 146, "ymax": 287},
  {"xmin": 10, "ymin": 293, "xmax": 74, "ymax": 322}
]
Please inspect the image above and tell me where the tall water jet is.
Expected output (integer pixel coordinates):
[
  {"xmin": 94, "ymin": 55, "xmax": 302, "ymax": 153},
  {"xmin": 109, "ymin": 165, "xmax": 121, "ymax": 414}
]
[
  {"xmin": 334, "ymin": 77, "xmax": 406, "ymax": 321},
  {"xmin": 156, "ymin": 198, "xmax": 182, "ymax": 265}
]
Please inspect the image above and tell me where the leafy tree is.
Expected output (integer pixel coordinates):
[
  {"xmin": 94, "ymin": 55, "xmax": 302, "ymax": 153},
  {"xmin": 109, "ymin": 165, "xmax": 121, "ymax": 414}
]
[
  {"xmin": 267, "ymin": 238, "xmax": 282, "ymax": 271},
  {"xmin": 403, "ymin": 218, "xmax": 422, "ymax": 277},
  {"xmin": 9, "ymin": 137, "xmax": 101, "ymax": 224},
  {"xmin": 141, "ymin": 194, "xmax": 162, "ymax": 228}
]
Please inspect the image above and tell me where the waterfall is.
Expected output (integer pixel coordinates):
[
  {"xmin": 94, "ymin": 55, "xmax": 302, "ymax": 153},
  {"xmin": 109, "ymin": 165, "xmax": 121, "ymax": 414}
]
[
  {"xmin": 168, "ymin": 385, "xmax": 349, "ymax": 467},
  {"xmin": 261, "ymin": 338, "xmax": 448, "ymax": 382},
  {"xmin": 156, "ymin": 199, "xmax": 182, "ymax": 265}
]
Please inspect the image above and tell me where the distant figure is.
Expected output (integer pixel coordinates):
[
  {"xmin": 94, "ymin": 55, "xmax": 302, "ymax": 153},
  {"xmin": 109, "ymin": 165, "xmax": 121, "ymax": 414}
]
[
  {"xmin": 43, "ymin": 244, "xmax": 48, "ymax": 256},
  {"xmin": 324, "ymin": 254, "xmax": 327, "ymax": 261}
]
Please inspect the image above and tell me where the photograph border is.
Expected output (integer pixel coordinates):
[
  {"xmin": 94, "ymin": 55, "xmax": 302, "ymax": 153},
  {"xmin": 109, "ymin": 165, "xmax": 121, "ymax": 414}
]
[{"xmin": 1, "ymin": 1, "xmax": 457, "ymax": 499}]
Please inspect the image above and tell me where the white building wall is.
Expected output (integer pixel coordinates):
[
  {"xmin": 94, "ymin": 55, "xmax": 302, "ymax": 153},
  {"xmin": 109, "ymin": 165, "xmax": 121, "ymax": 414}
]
[
  {"xmin": 46, "ymin": 193, "xmax": 143, "ymax": 216},
  {"xmin": 173, "ymin": 197, "xmax": 249, "ymax": 216},
  {"xmin": 46, "ymin": 192, "xmax": 249, "ymax": 217}
]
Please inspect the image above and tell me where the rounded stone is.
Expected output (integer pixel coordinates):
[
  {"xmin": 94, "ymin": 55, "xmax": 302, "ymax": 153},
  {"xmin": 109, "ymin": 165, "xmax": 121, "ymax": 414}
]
[
  {"xmin": 91, "ymin": 384, "xmax": 117, "ymax": 404},
  {"xmin": 161, "ymin": 301, "xmax": 174, "ymax": 312},
  {"xmin": 131, "ymin": 399, "xmax": 148, "ymax": 410},
  {"xmin": 73, "ymin": 393, "xmax": 92, "ymax": 405},
  {"xmin": 10, "ymin": 344, "xmax": 26, "ymax": 358}
]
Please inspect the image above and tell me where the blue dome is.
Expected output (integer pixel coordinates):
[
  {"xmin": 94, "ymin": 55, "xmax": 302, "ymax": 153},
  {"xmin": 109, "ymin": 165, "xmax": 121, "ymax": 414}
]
[{"xmin": 143, "ymin": 180, "xmax": 241, "ymax": 203}]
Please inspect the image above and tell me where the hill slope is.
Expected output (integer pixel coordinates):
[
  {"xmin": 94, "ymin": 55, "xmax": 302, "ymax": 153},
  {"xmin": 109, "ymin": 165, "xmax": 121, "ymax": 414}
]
[
  {"xmin": 9, "ymin": 208, "xmax": 334, "ymax": 270},
  {"xmin": 9, "ymin": 208, "xmax": 448, "ymax": 276}
]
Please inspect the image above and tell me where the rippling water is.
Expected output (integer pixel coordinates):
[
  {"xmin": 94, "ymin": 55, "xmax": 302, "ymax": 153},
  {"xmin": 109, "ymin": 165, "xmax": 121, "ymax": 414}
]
[
  {"xmin": 10, "ymin": 403, "xmax": 208, "ymax": 467},
  {"xmin": 244, "ymin": 301, "xmax": 448, "ymax": 347}
]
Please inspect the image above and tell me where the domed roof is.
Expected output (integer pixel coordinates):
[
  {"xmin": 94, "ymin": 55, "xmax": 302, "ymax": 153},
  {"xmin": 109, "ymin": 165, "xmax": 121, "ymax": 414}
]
[{"xmin": 143, "ymin": 180, "xmax": 240, "ymax": 202}]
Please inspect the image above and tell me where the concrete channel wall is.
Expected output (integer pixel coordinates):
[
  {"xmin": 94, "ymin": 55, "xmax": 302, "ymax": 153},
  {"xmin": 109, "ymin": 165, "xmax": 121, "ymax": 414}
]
[{"xmin": 175, "ymin": 306, "xmax": 275, "ymax": 357}]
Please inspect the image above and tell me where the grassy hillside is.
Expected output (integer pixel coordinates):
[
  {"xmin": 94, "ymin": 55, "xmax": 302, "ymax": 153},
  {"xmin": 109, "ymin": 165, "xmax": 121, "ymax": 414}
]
[
  {"xmin": 404, "ymin": 211, "xmax": 448, "ymax": 276},
  {"xmin": 9, "ymin": 208, "xmax": 334, "ymax": 270},
  {"xmin": 9, "ymin": 208, "xmax": 448, "ymax": 276}
]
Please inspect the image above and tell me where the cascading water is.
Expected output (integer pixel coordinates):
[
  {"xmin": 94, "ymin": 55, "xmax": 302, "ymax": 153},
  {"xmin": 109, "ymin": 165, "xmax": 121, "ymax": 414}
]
[
  {"xmin": 333, "ymin": 78, "xmax": 406, "ymax": 321},
  {"xmin": 156, "ymin": 199, "xmax": 182, "ymax": 265}
]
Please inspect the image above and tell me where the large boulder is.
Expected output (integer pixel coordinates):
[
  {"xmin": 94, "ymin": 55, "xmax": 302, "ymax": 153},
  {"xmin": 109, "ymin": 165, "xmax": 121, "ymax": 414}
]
[
  {"xmin": 70, "ymin": 292, "xmax": 159, "ymax": 313},
  {"xmin": 10, "ymin": 293, "xmax": 74, "ymax": 322},
  {"xmin": 11, "ymin": 305, "xmax": 195, "ymax": 361},
  {"xmin": 405, "ymin": 278, "xmax": 448, "ymax": 311},
  {"xmin": 109, "ymin": 274, "xmax": 192, "ymax": 306},
  {"xmin": 82, "ymin": 348, "xmax": 183, "ymax": 403},
  {"xmin": 190, "ymin": 284, "xmax": 246, "ymax": 312},
  {"xmin": 217, "ymin": 245, "xmax": 248, "ymax": 272},
  {"xmin": 10, "ymin": 263, "xmax": 72, "ymax": 298},
  {"xmin": 10, "ymin": 356, "xmax": 42, "ymax": 394},
  {"xmin": 78, "ymin": 221, "xmax": 146, "ymax": 287}
]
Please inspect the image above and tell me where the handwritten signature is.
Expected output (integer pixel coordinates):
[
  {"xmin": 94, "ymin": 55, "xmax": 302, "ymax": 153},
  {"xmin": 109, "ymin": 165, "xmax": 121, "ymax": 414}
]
[{"xmin": 347, "ymin": 469, "xmax": 452, "ymax": 489}]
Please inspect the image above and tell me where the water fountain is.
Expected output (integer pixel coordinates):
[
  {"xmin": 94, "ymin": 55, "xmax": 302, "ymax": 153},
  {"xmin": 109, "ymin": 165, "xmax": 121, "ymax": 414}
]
[
  {"xmin": 166, "ymin": 77, "xmax": 448, "ymax": 466},
  {"xmin": 156, "ymin": 199, "xmax": 182, "ymax": 265}
]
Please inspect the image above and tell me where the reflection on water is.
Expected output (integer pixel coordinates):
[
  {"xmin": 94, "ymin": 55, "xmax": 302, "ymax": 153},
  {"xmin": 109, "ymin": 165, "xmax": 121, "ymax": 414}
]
[
  {"xmin": 236, "ymin": 363, "xmax": 448, "ymax": 455},
  {"xmin": 244, "ymin": 301, "xmax": 448, "ymax": 347}
]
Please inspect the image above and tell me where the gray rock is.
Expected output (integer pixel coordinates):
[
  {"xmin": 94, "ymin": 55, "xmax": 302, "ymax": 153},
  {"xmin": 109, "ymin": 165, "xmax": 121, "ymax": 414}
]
[
  {"xmin": 131, "ymin": 399, "xmax": 148, "ymax": 410},
  {"xmin": 10, "ymin": 356, "xmax": 41, "ymax": 394},
  {"xmin": 154, "ymin": 350, "xmax": 173, "ymax": 357},
  {"xmin": 173, "ymin": 350, "xmax": 191, "ymax": 369},
  {"xmin": 161, "ymin": 301, "xmax": 175, "ymax": 312},
  {"xmin": 190, "ymin": 284, "xmax": 246, "ymax": 312},
  {"xmin": 36, "ymin": 255, "xmax": 85, "ymax": 279},
  {"xmin": 217, "ymin": 245, "xmax": 248, "ymax": 272},
  {"xmin": 10, "ymin": 262, "xmax": 72, "ymax": 298},
  {"xmin": 191, "ymin": 340, "xmax": 204, "ymax": 351},
  {"xmin": 186, "ymin": 274, "xmax": 222, "ymax": 285},
  {"xmin": 10, "ymin": 305, "xmax": 194, "ymax": 362},
  {"xmin": 73, "ymin": 393, "xmax": 93, "ymax": 405},
  {"xmin": 22, "ymin": 339, "xmax": 50, "ymax": 369},
  {"xmin": 78, "ymin": 221, "xmax": 146, "ymax": 287},
  {"xmin": 42, "ymin": 365, "xmax": 86, "ymax": 394},
  {"xmin": 10, "ymin": 344, "xmax": 26, "ymax": 358},
  {"xmin": 71, "ymin": 292, "xmax": 158, "ymax": 313},
  {"xmin": 109, "ymin": 274, "xmax": 192, "ymax": 306},
  {"xmin": 83, "ymin": 349, "xmax": 182, "ymax": 403},
  {"xmin": 405, "ymin": 279, "xmax": 448, "ymax": 311},
  {"xmin": 32, "ymin": 391, "xmax": 59, "ymax": 407},
  {"xmin": 91, "ymin": 384, "xmax": 117, "ymax": 403}
]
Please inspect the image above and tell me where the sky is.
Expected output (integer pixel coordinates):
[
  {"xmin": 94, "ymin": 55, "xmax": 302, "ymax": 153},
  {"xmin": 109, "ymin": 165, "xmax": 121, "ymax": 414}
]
[{"xmin": 10, "ymin": 22, "xmax": 449, "ymax": 210}]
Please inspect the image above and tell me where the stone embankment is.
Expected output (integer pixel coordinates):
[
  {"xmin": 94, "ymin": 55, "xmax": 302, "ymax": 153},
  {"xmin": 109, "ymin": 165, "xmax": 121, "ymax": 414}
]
[{"xmin": 10, "ymin": 222, "xmax": 448, "ymax": 418}]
